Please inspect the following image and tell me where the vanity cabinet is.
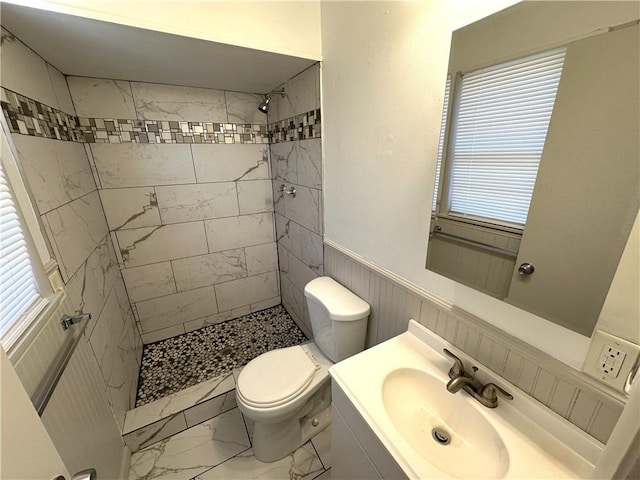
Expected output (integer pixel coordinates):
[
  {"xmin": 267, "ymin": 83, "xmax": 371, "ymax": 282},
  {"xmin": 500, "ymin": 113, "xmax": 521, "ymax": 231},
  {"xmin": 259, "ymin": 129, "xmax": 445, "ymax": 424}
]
[{"xmin": 331, "ymin": 381, "xmax": 408, "ymax": 480}]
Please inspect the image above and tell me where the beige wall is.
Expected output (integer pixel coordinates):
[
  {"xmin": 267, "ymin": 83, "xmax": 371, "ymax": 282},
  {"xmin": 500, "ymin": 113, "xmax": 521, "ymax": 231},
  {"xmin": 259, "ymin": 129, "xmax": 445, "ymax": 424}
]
[
  {"xmin": 449, "ymin": 1, "xmax": 639, "ymax": 72},
  {"xmin": 441, "ymin": 2, "xmax": 639, "ymax": 337},
  {"xmin": 10, "ymin": 0, "xmax": 322, "ymax": 60},
  {"xmin": 321, "ymin": 0, "xmax": 639, "ymax": 368},
  {"xmin": 596, "ymin": 214, "xmax": 640, "ymax": 345}
]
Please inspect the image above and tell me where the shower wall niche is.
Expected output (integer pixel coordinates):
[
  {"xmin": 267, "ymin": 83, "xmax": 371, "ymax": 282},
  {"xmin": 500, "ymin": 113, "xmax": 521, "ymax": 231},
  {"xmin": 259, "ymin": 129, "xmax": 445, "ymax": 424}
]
[{"xmin": 66, "ymin": 78, "xmax": 281, "ymax": 344}]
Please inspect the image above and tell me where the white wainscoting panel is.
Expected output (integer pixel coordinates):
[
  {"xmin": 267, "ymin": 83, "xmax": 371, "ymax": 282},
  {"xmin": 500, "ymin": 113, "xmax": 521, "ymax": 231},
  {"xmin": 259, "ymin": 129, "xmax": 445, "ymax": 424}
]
[
  {"xmin": 40, "ymin": 338, "xmax": 125, "ymax": 479},
  {"xmin": 12, "ymin": 296, "xmax": 70, "ymax": 398}
]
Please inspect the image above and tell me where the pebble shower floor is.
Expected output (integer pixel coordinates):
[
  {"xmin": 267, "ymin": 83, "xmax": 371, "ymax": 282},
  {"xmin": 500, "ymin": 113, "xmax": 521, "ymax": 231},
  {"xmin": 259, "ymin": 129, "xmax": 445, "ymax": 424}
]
[{"xmin": 135, "ymin": 305, "xmax": 308, "ymax": 406}]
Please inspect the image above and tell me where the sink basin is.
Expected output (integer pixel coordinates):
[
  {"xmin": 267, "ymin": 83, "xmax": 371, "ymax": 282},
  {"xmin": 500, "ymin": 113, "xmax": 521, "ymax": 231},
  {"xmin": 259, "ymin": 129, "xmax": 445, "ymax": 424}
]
[
  {"xmin": 382, "ymin": 368, "xmax": 509, "ymax": 479},
  {"xmin": 330, "ymin": 320, "xmax": 602, "ymax": 479}
]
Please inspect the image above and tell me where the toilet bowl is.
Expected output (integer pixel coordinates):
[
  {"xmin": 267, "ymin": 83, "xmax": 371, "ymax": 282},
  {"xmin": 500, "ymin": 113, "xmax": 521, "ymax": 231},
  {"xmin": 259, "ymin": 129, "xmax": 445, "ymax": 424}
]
[{"xmin": 236, "ymin": 276, "xmax": 370, "ymax": 462}]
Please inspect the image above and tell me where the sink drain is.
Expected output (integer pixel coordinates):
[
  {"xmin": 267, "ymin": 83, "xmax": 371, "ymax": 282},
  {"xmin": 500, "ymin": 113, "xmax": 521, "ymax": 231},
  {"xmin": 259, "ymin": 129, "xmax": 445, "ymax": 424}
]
[{"xmin": 431, "ymin": 427, "xmax": 451, "ymax": 445}]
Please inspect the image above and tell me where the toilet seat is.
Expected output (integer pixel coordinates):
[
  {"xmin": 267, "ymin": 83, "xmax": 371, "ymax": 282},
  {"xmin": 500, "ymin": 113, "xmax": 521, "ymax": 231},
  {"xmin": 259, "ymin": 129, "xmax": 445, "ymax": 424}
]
[{"xmin": 237, "ymin": 346, "xmax": 319, "ymax": 408}]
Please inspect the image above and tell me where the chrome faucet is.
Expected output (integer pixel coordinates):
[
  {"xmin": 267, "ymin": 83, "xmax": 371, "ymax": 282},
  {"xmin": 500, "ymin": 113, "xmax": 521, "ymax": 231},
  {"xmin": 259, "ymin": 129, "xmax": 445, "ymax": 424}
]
[{"xmin": 443, "ymin": 349, "xmax": 513, "ymax": 408}]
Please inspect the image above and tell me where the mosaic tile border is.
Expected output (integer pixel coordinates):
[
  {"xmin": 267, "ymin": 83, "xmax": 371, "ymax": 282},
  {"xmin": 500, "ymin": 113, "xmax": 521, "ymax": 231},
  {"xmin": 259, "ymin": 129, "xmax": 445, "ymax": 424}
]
[
  {"xmin": 268, "ymin": 109, "xmax": 321, "ymax": 144},
  {"xmin": 1, "ymin": 88, "xmax": 83, "ymax": 141},
  {"xmin": 77, "ymin": 118, "xmax": 268, "ymax": 145},
  {"xmin": 1, "ymin": 87, "xmax": 321, "ymax": 145}
]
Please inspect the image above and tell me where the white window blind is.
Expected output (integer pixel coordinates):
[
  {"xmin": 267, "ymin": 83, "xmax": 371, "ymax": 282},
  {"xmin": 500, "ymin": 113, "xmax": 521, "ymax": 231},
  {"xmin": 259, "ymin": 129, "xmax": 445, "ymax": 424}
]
[
  {"xmin": 0, "ymin": 162, "xmax": 42, "ymax": 339},
  {"xmin": 432, "ymin": 74, "xmax": 451, "ymax": 212},
  {"xmin": 448, "ymin": 47, "xmax": 566, "ymax": 226}
]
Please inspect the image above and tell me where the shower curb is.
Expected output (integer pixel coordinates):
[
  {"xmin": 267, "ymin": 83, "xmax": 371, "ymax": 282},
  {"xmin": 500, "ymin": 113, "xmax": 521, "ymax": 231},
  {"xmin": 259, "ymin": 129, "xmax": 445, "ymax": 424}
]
[{"xmin": 122, "ymin": 371, "xmax": 238, "ymax": 452}]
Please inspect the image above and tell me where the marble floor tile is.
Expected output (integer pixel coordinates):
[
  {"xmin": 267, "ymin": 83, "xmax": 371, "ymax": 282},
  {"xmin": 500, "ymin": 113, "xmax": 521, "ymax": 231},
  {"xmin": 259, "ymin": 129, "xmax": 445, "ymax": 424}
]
[
  {"xmin": 124, "ymin": 413, "xmax": 188, "ymax": 453},
  {"xmin": 128, "ymin": 409, "xmax": 250, "ymax": 480},
  {"xmin": 195, "ymin": 442, "xmax": 324, "ymax": 480},
  {"xmin": 126, "ymin": 373, "xmax": 235, "ymax": 433},
  {"xmin": 313, "ymin": 469, "xmax": 331, "ymax": 479},
  {"xmin": 311, "ymin": 426, "xmax": 332, "ymax": 470},
  {"xmin": 136, "ymin": 305, "xmax": 307, "ymax": 406}
]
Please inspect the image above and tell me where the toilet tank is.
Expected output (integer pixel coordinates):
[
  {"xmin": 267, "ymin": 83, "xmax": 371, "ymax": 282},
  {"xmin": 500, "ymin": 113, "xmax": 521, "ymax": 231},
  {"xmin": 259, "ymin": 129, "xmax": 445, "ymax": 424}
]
[{"xmin": 304, "ymin": 277, "xmax": 371, "ymax": 363}]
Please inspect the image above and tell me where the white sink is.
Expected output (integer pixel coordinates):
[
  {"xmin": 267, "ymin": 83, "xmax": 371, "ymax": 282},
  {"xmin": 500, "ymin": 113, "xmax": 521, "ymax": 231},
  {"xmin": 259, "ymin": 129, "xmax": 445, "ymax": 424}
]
[
  {"xmin": 329, "ymin": 320, "xmax": 604, "ymax": 479},
  {"xmin": 382, "ymin": 368, "xmax": 508, "ymax": 479}
]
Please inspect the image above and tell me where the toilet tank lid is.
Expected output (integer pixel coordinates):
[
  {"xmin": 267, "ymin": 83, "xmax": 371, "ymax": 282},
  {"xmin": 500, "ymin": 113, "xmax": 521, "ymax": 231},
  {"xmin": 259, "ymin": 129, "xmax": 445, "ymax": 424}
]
[{"xmin": 304, "ymin": 277, "xmax": 371, "ymax": 321}]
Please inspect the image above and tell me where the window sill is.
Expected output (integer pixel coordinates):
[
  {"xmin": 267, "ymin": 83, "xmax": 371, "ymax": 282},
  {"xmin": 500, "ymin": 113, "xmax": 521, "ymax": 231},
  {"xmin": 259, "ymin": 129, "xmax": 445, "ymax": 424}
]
[{"xmin": 433, "ymin": 213, "xmax": 524, "ymax": 236}]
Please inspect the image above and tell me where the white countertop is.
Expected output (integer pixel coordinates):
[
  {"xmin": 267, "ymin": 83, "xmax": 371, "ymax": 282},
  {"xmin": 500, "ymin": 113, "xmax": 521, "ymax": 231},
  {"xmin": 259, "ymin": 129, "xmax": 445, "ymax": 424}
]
[{"xmin": 329, "ymin": 320, "xmax": 603, "ymax": 479}]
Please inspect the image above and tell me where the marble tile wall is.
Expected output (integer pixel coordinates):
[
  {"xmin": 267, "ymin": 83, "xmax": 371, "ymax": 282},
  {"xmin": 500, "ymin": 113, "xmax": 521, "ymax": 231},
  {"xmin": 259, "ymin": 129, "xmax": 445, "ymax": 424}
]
[
  {"xmin": 324, "ymin": 242, "xmax": 625, "ymax": 444},
  {"xmin": 1, "ymin": 27, "xmax": 141, "ymax": 447},
  {"xmin": 128, "ymin": 408, "xmax": 251, "ymax": 480},
  {"xmin": 270, "ymin": 64, "xmax": 324, "ymax": 337},
  {"xmin": 66, "ymin": 77, "xmax": 282, "ymax": 343}
]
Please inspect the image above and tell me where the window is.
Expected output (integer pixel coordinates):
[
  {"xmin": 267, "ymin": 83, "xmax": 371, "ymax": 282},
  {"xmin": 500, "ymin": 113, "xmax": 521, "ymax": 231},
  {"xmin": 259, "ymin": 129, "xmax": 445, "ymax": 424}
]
[
  {"xmin": 439, "ymin": 48, "xmax": 566, "ymax": 227},
  {"xmin": 0, "ymin": 162, "xmax": 48, "ymax": 349},
  {"xmin": 432, "ymin": 74, "xmax": 451, "ymax": 212}
]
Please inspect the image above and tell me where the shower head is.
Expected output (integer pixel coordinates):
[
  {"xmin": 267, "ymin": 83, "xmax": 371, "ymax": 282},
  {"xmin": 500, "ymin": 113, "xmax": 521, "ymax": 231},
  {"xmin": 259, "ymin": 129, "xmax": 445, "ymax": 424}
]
[{"xmin": 258, "ymin": 88, "xmax": 285, "ymax": 114}]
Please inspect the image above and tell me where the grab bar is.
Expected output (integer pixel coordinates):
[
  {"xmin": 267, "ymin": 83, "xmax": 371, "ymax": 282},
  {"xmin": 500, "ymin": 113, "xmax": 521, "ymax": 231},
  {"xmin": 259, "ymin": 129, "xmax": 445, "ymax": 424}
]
[
  {"xmin": 32, "ymin": 313, "xmax": 90, "ymax": 416},
  {"xmin": 431, "ymin": 229, "xmax": 518, "ymax": 258}
]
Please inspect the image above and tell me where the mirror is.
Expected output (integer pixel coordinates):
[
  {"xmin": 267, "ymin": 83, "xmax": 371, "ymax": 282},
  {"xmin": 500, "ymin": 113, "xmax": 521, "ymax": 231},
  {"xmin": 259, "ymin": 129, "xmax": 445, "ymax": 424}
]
[{"xmin": 426, "ymin": 2, "xmax": 639, "ymax": 337}]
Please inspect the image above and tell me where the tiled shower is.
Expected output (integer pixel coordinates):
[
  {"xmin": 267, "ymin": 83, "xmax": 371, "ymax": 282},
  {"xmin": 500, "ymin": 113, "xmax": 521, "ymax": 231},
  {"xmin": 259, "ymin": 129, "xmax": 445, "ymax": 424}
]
[
  {"xmin": 60, "ymin": 68, "xmax": 322, "ymax": 345},
  {"xmin": 71, "ymin": 77, "xmax": 279, "ymax": 344},
  {"xmin": 2, "ymin": 24, "xmax": 325, "ymax": 478}
]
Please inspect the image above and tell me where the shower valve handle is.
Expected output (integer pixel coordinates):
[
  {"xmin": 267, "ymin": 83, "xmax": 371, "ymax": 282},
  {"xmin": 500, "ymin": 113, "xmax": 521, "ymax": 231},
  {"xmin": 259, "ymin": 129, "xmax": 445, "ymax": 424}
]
[{"xmin": 279, "ymin": 184, "xmax": 296, "ymax": 197}]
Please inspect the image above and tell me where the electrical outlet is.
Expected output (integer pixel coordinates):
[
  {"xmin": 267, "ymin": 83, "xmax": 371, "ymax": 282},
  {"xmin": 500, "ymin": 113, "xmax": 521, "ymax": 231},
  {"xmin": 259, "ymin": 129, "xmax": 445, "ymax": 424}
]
[
  {"xmin": 584, "ymin": 330, "xmax": 640, "ymax": 393},
  {"xmin": 597, "ymin": 345, "xmax": 626, "ymax": 377}
]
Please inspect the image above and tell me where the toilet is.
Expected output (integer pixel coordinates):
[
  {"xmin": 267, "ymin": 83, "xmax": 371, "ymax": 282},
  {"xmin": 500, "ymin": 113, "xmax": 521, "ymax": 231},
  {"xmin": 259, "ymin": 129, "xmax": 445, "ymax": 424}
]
[{"xmin": 236, "ymin": 276, "xmax": 370, "ymax": 462}]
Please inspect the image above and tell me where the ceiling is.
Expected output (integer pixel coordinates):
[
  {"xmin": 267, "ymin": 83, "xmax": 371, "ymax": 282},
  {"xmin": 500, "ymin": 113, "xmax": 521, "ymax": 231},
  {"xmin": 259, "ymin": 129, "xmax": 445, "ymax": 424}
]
[{"xmin": 0, "ymin": 3, "xmax": 317, "ymax": 94}]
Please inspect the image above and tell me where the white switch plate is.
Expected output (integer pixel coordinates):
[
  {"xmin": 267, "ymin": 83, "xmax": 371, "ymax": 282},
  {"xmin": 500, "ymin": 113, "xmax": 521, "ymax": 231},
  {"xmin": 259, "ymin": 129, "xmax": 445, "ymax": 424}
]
[{"xmin": 583, "ymin": 330, "xmax": 640, "ymax": 393}]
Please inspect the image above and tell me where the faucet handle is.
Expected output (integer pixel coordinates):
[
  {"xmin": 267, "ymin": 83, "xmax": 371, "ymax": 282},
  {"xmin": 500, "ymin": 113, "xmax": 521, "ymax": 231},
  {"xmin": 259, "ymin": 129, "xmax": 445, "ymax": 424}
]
[
  {"xmin": 479, "ymin": 383, "xmax": 513, "ymax": 407},
  {"xmin": 443, "ymin": 348, "xmax": 466, "ymax": 378}
]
